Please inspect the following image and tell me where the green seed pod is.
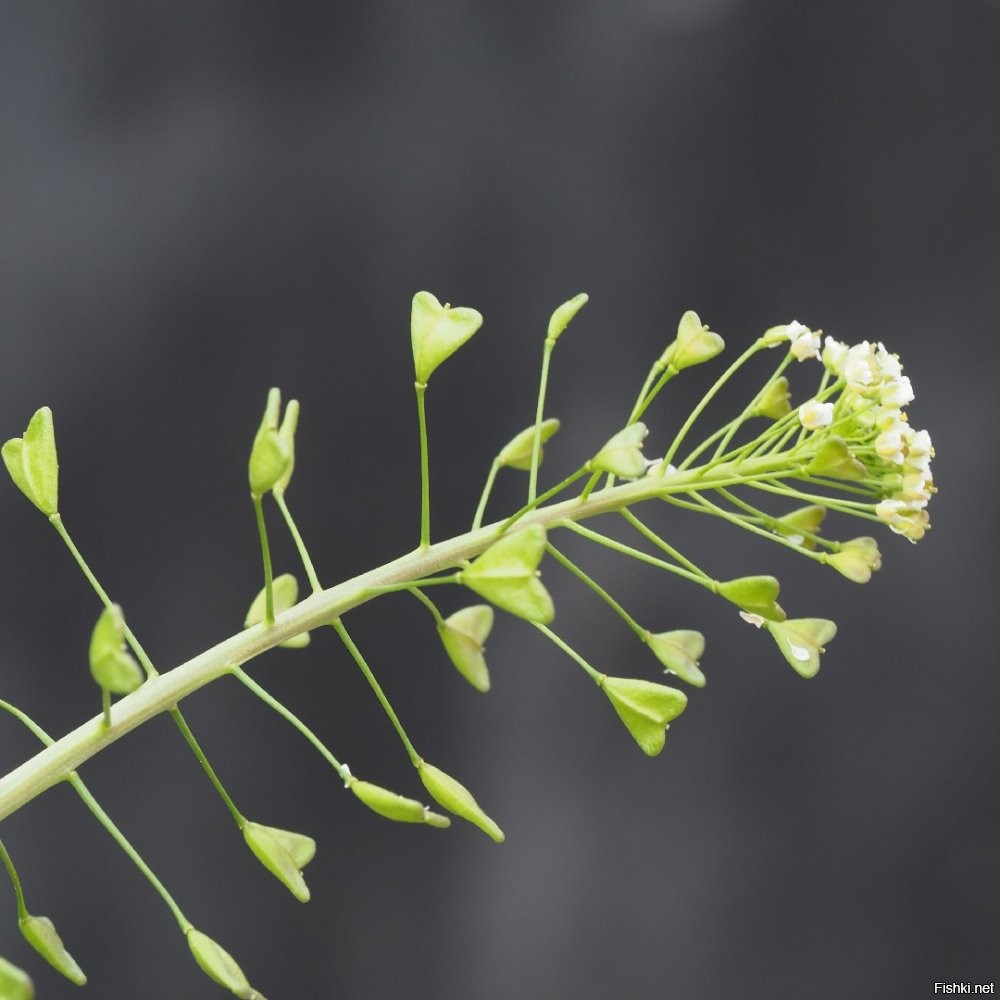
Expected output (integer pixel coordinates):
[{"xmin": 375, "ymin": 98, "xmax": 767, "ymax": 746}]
[
  {"xmin": 438, "ymin": 605, "xmax": 494, "ymax": 692},
  {"xmin": 599, "ymin": 676, "xmax": 688, "ymax": 757},
  {"xmin": 496, "ymin": 418, "xmax": 561, "ymax": 471},
  {"xmin": 19, "ymin": 914, "xmax": 86, "ymax": 986},
  {"xmin": 773, "ymin": 505, "xmax": 827, "ymax": 548},
  {"xmin": 186, "ymin": 929, "xmax": 259, "ymax": 999},
  {"xmin": 546, "ymin": 292, "xmax": 589, "ymax": 342},
  {"xmin": 827, "ymin": 537, "xmax": 881, "ymax": 584},
  {"xmin": 248, "ymin": 388, "xmax": 291, "ymax": 497},
  {"xmin": 717, "ymin": 575, "xmax": 785, "ymax": 621},
  {"xmin": 411, "ymin": 291, "xmax": 484, "ymax": 384},
  {"xmin": 460, "ymin": 524, "xmax": 554, "ymax": 624},
  {"xmin": 754, "ymin": 376, "xmax": 792, "ymax": 419},
  {"xmin": 244, "ymin": 573, "xmax": 310, "ymax": 648},
  {"xmin": 89, "ymin": 604, "xmax": 143, "ymax": 695},
  {"xmin": 416, "ymin": 761, "xmax": 504, "ymax": 842},
  {"xmin": 349, "ymin": 779, "xmax": 449, "ymax": 828},
  {"xmin": 646, "ymin": 630, "xmax": 706, "ymax": 688},
  {"xmin": 0, "ymin": 956, "xmax": 34, "ymax": 1000},
  {"xmin": 806, "ymin": 437, "xmax": 868, "ymax": 481},
  {"xmin": 2, "ymin": 406, "xmax": 59, "ymax": 517},
  {"xmin": 273, "ymin": 398, "xmax": 300, "ymax": 496},
  {"xmin": 661, "ymin": 311, "xmax": 724, "ymax": 371},
  {"xmin": 589, "ymin": 423, "xmax": 649, "ymax": 480},
  {"xmin": 767, "ymin": 618, "xmax": 837, "ymax": 678},
  {"xmin": 242, "ymin": 822, "xmax": 313, "ymax": 903}
]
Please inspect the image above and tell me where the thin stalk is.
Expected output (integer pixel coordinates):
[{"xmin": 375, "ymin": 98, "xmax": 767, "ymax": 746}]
[
  {"xmin": 631, "ymin": 363, "xmax": 678, "ymax": 423},
  {"xmin": 101, "ymin": 689, "xmax": 111, "ymax": 729},
  {"xmin": 252, "ymin": 494, "xmax": 275, "ymax": 625},
  {"xmin": 528, "ymin": 338, "xmax": 556, "ymax": 504},
  {"xmin": 364, "ymin": 574, "xmax": 461, "ymax": 598},
  {"xmin": 619, "ymin": 509, "xmax": 708, "ymax": 578},
  {"xmin": 0, "ymin": 838, "xmax": 27, "ymax": 919},
  {"xmin": 275, "ymin": 492, "xmax": 322, "ymax": 594},
  {"xmin": 472, "ymin": 459, "xmax": 501, "ymax": 531},
  {"xmin": 407, "ymin": 586, "xmax": 446, "ymax": 627},
  {"xmin": 169, "ymin": 709, "xmax": 243, "ymax": 826},
  {"xmin": 416, "ymin": 382, "xmax": 431, "ymax": 549},
  {"xmin": 332, "ymin": 619, "xmax": 420, "ymax": 764},
  {"xmin": 546, "ymin": 544, "xmax": 644, "ymax": 637},
  {"xmin": 500, "ymin": 465, "xmax": 589, "ymax": 533},
  {"xmin": 533, "ymin": 624, "xmax": 603, "ymax": 684}
]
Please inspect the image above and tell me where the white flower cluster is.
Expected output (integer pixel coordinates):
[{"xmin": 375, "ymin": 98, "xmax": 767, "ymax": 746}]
[{"xmin": 820, "ymin": 337, "xmax": 934, "ymax": 542}]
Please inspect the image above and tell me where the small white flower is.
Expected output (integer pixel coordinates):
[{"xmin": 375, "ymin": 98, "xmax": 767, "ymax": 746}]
[
  {"xmin": 875, "ymin": 343, "xmax": 903, "ymax": 380},
  {"xmin": 907, "ymin": 428, "xmax": 934, "ymax": 460},
  {"xmin": 822, "ymin": 336, "xmax": 849, "ymax": 375},
  {"xmin": 789, "ymin": 325, "xmax": 822, "ymax": 361},
  {"xmin": 798, "ymin": 400, "xmax": 834, "ymax": 430},
  {"xmin": 844, "ymin": 342, "xmax": 876, "ymax": 388},
  {"xmin": 875, "ymin": 427, "xmax": 906, "ymax": 464},
  {"xmin": 880, "ymin": 375, "xmax": 914, "ymax": 408}
]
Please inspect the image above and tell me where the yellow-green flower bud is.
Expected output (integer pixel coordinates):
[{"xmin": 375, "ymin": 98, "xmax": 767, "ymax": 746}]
[
  {"xmin": 2, "ymin": 406, "xmax": 59, "ymax": 517},
  {"xmin": 589, "ymin": 423, "xmax": 649, "ymax": 480},
  {"xmin": 242, "ymin": 822, "xmax": 314, "ymax": 902},
  {"xmin": 0, "ymin": 956, "xmax": 33, "ymax": 1000},
  {"xmin": 806, "ymin": 437, "xmax": 867, "ymax": 481},
  {"xmin": 497, "ymin": 418, "xmax": 561, "ymax": 470},
  {"xmin": 753, "ymin": 376, "xmax": 792, "ymax": 420},
  {"xmin": 773, "ymin": 505, "xmax": 827, "ymax": 548},
  {"xmin": 186, "ymin": 928, "xmax": 260, "ymax": 1000},
  {"xmin": 416, "ymin": 761, "xmax": 504, "ymax": 842},
  {"xmin": 599, "ymin": 676, "xmax": 688, "ymax": 756},
  {"xmin": 89, "ymin": 604, "xmax": 144, "ymax": 695},
  {"xmin": 244, "ymin": 573, "xmax": 310, "ymax": 648},
  {"xmin": 546, "ymin": 292, "xmax": 589, "ymax": 342},
  {"xmin": 272, "ymin": 398, "xmax": 300, "ymax": 496},
  {"xmin": 349, "ymin": 779, "xmax": 450, "ymax": 827},
  {"xmin": 248, "ymin": 387, "xmax": 291, "ymax": 497},
  {"xmin": 438, "ymin": 605, "xmax": 494, "ymax": 692},
  {"xmin": 411, "ymin": 291, "xmax": 484, "ymax": 384},
  {"xmin": 717, "ymin": 575, "xmax": 785, "ymax": 621},
  {"xmin": 646, "ymin": 630, "xmax": 706, "ymax": 688},
  {"xmin": 827, "ymin": 537, "xmax": 881, "ymax": 583},
  {"xmin": 460, "ymin": 524, "xmax": 554, "ymax": 624},
  {"xmin": 767, "ymin": 618, "xmax": 837, "ymax": 678},
  {"xmin": 661, "ymin": 311, "xmax": 724, "ymax": 371},
  {"xmin": 19, "ymin": 914, "xmax": 86, "ymax": 986}
]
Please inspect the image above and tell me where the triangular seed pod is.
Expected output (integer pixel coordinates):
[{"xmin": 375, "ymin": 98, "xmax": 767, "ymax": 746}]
[
  {"xmin": 411, "ymin": 291, "xmax": 484, "ymax": 384},
  {"xmin": 186, "ymin": 929, "xmax": 259, "ymax": 1000},
  {"xmin": 89, "ymin": 605, "xmax": 143, "ymax": 695},
  {"xmin": 599, "ymin": 676, "xmax": 688, "ymax": 757},
  {"xmin": 589, "ymin": 423, "xmax": 649, "ymax": 480},
  {"xmin": 2, "ymin": 407, "xmax": 59, "ymax": 516},
  {"xmin": 242, "ymin": 822, "xmax": 312, "ymax": 903},
  {"xmin": 19, "ymin": 914, "xmax": 86, "ymax": 986},
  {"xmin": 717, "ymin": 576, "xmax": 785, "ymax": 621},
  {"xmin": 646, "ymin": 630, "xmax": 706, "ymax": 688},
  {"xmin": 244, "ymin": 574, "xmax": 310, "ymax": 648},
  {"xmin": 438, "ymin": 605, "xmax": 494, "ymax": 692},
  {"xmin": 768, "ymin": 618, "xmax": 837, "ymax": 678},
  {"xmin": 497, "ymin": 419, "xmax": 561, "ymax": 471},
  {"xmin": 416, "ymin": 761, "xmax": 504, "ymax": 842},
  {"xmin": 546, "ymin": 293, "xmax": 589, "ymax": 342},
  {"xmin": 0, "ymin": 955, "xmax": 34, "ymax": 1000}
]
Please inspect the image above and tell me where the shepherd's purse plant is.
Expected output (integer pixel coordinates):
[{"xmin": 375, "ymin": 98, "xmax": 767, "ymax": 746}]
[{"xmin": 0, "ymin": 293, "xmax": 935, "ymax": 998}]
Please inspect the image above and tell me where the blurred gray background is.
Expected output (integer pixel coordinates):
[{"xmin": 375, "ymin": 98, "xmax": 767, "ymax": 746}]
[{"xmin": 0, "ymin": 3, "xmax": 997, "ymax": 998}]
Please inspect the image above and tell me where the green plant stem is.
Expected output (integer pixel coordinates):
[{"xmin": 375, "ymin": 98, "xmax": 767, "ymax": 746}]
[
  {"xmin": 274, "ymin": 492, "xmax": 322, "ymax": 593},
  {"xmin": 233, "ymin": 669, "xmax": 348, "ymax": 782},
  {"xmin": 416, "ymin": 381, "xmax": 431, "ymax": 549},
  {"xmin": 500, "ymin": 465, "xmax": 589, "ymax": 533},
  {"xmin": 0, "ymin": 450, "xmax": 801, "ymax": 823},
  {"xmin": 472, "ymin": 459, "xmax": 501, "ymax": 532},
  {"xmin": 546, "ymin": 544, "xmax": 644, "ymax": 637},
  {"xmin": 619, "ymin": 509, "xmax": 707, "ymax": 578},
  {"xmin": 101, "ymin": 689, "xmax": 111, "ymax": 729},
  {"xmin": 533, "ymin": 624, "xmax": 603, "ymax": 684},
  {"xmin": 50, "ymin": 514, "xmax": 247, "ymax": 823},
  {"xmin": 0, "ymin": 838, "xmax": 27, "ymax": 920},
  {"xmin": 0, "ymin": 699, "xmax": 190, "ymax": 930},
  {"xmin": 252, "ymin": 494, "xmax": 275, "ymax": 624},
  {"xmin": 331, "ymin": 619, "xmax": 420, "ymax": 765},
  {"xmin": 364, "ymin": 574, "xmax": 461, "ymax": 597},
  {"xmin": 528, "ymin": 338, "xmax": 556, "ymax": 504},
  {"xmin": 631, "ymin": 363, "xmax": 678, "ymax": 423},
  {"xmin": 406, "ymin": 586, "xmax": 446, "ymax": 627}
]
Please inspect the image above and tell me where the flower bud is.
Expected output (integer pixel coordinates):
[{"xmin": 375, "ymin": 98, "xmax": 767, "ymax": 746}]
[
  {"xmin": 89, "ymin": 604, "xmax": 144, "ymax": 695},
  {"xmin": 248, "ymin": 388, "xmax": 291, "ymax": 497},
  {"xmin": 272, "ymin": 399, "xmax": 300, "ymax": 496},
  {"xmin": 767, "ymin": 618, "xmax": 837, "ymax": 678},
  {"xmin": 349, "ymin": 779, "xmax": 450, "ymax": 827},
  {"xmin": 0, "ymin": 956, "xmax": 34, "ymax": 1000},
  {"xmin": 460, "ymin": 524, "xmax": 554, "ymax": 624},
  {"xmin": 438, "ymin": 605, "xmax": 494, "ymax": 692},
  {"xmin": 2, "ymin": 406, "xmax": 59, "ymax": 517},
  {"xmin": 244, "ymin": 573, "xmax": 310, "ymax": 648},
  {"xmin": 661, "ymin": 311, "xmax": 724, "ymax": 370},
  {"xmin": 827, "ymin": 537, "xmax": 881, "ymax": 584},
  {"xmin": 242, "ymin": 822, "xmax": 314, "ymax": 903},
  {"xmin": 411, "ymin": 291, "xmax": 484, "ymax": 384},
  {"xmin": 589, "ymin": 423, "xmax": 649, "ymax": 480},
  {"xmin": 416, "ymin": 761, "xmax": 504, "ymax": 842},
  {"xmin": 806, "ymin": 437, "xmax": 868, "ymax": 481},
  {"xmin": 717, "ymin": 576, "xmax": 785, "ymax": 621},
  {"xmin": 599, "ymin": 676, "xmax": 688, "ymax": 756},
  {"xmin": 753, "ymin": 376, "xmax": 791, "ymax": 419},
  {"xmin": 19, "ymin": 914, "xmax": 86, "ymax": 986},
  {"xmin": 772, "ymin": 505, "xmax": 826, "ymax": 548},
  {"xmin": 546, "ymin": 293, "xmax": 589, "ymax": 342},
  {"xmin": 186, "ymin": 928, "xmax": 260, "ymax": 999},
  {"xmin": 646, "ymin": 630, "xmax": 706, "ymax": 688},
  {"xmin": 497, "ymin": 419, "xmax": 561, "ymax": 470}
]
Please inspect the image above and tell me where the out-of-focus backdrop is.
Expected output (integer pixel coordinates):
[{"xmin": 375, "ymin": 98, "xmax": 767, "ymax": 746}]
[{"xmin": 1, "ymin": 4, "xmax": 996, "ymax": 998}]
